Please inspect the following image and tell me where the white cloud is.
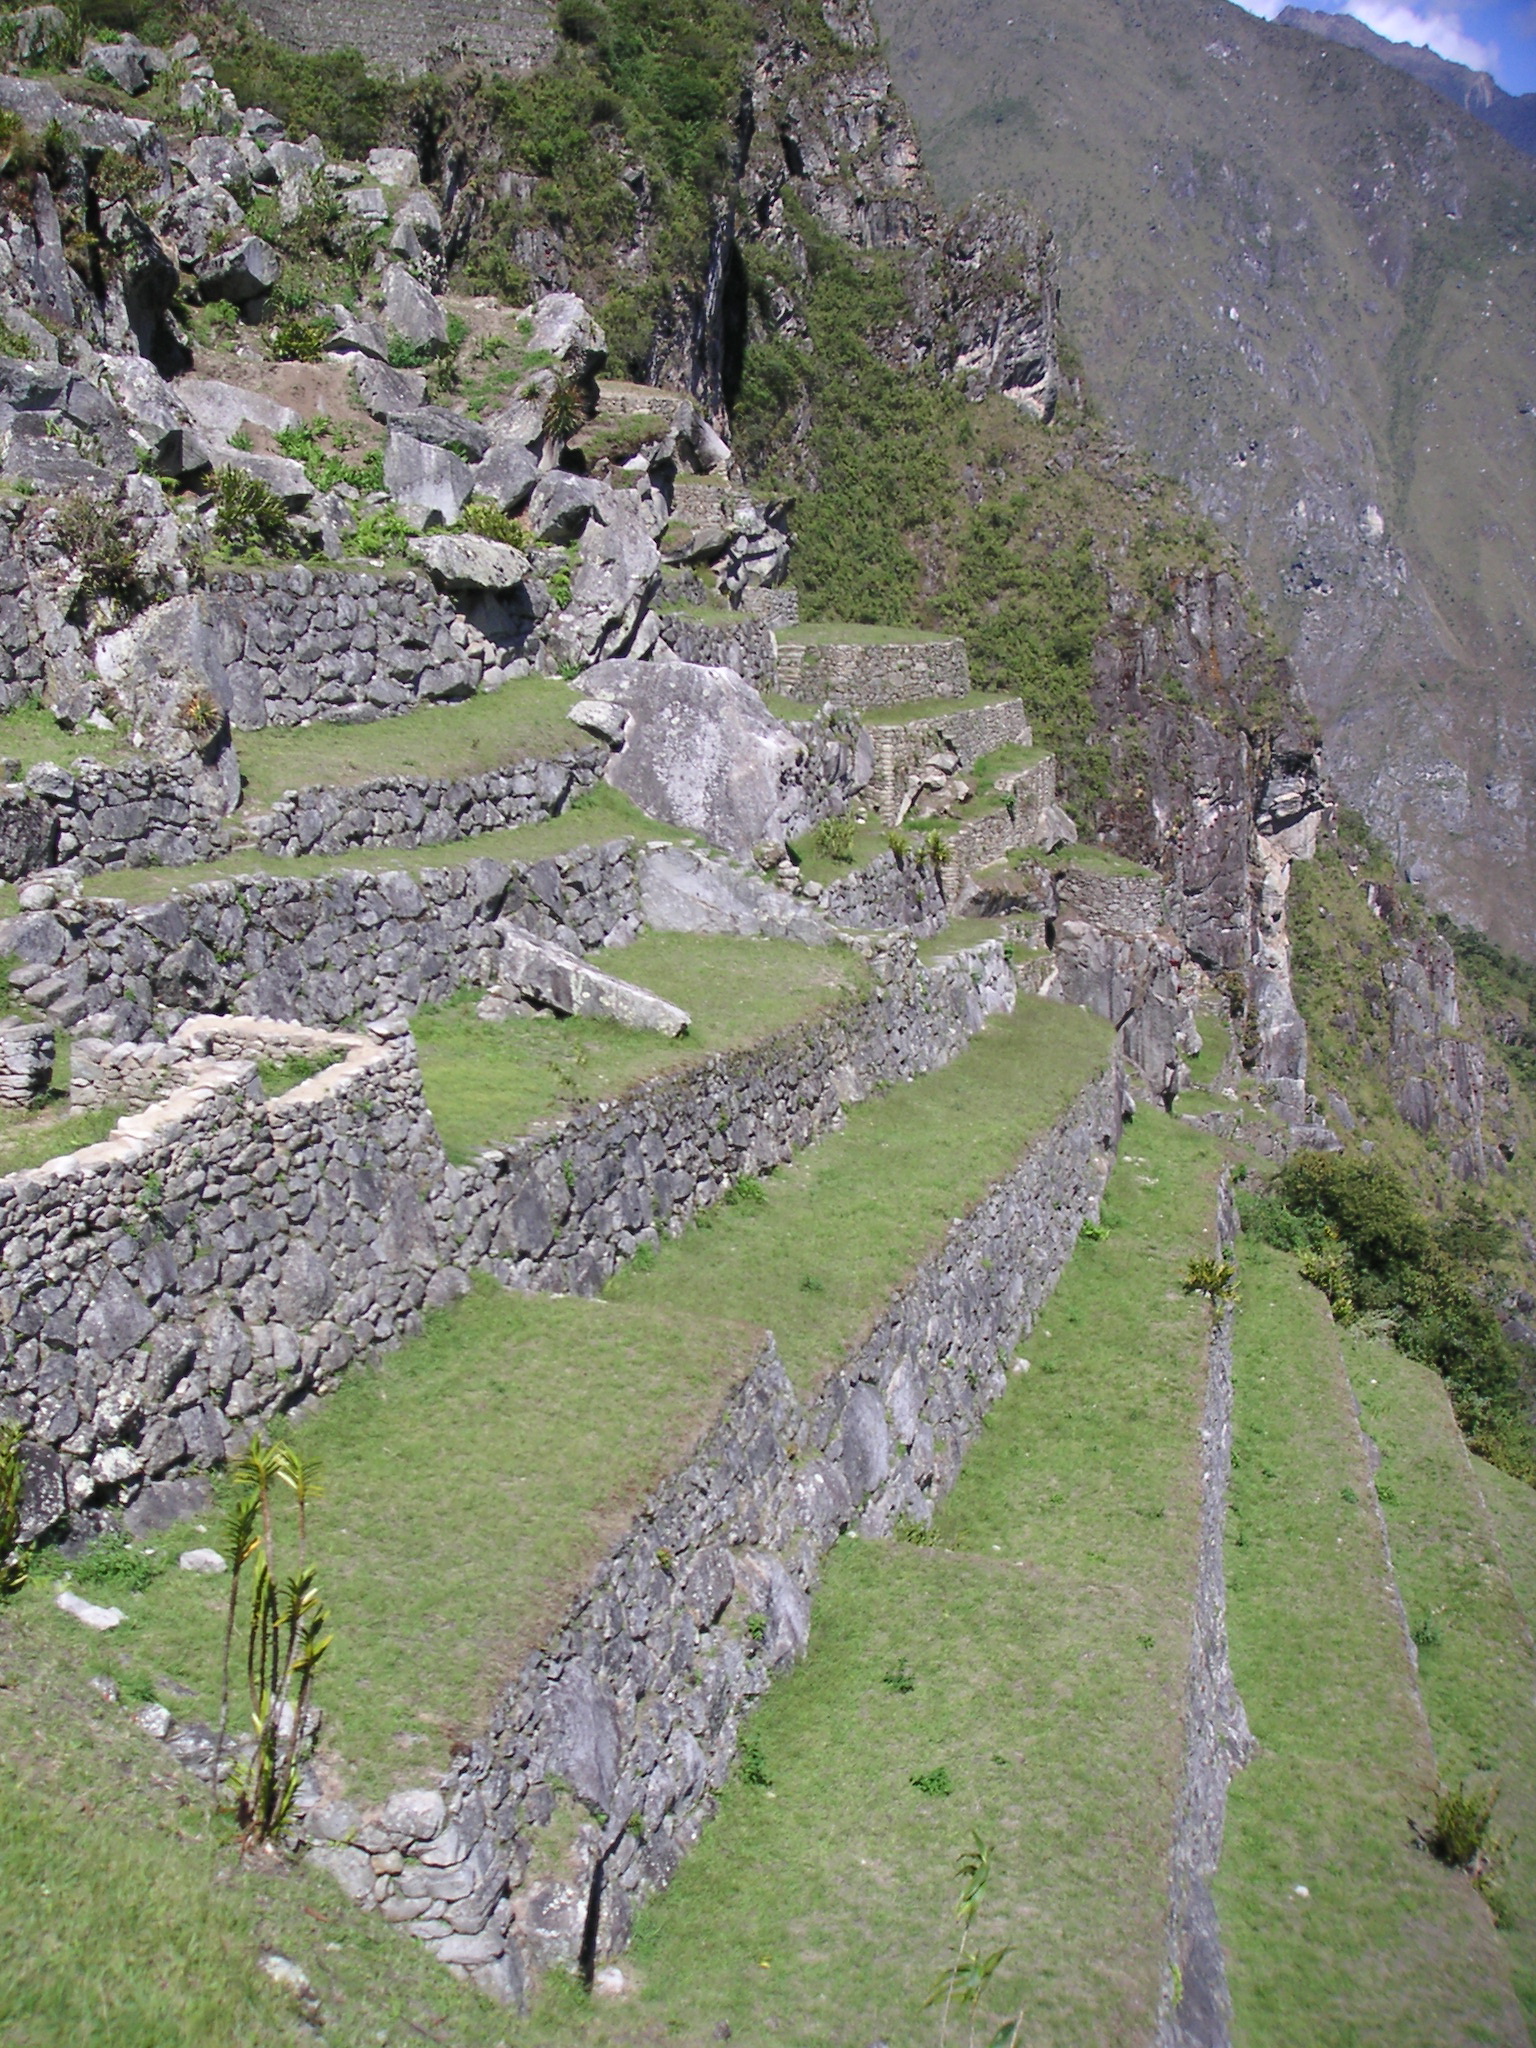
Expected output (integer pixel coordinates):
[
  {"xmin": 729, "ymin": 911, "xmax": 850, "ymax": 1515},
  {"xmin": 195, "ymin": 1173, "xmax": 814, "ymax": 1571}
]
[{"xmin": 1228, "ymin": 0, "xmax": 1501, "ymax": 72}]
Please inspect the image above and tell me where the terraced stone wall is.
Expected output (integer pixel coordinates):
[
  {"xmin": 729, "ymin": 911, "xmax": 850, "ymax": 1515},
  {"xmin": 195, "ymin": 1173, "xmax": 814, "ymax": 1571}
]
[
  {"xmin": 821, "ymin": 845, "xmax": 947, "ymax": 932},
  {"xmin": 774, "ymin": 635, "xmax": 971, "ymax": 709},
  {"xmin": 0, "ymin": 756, "xmax": 227, "ymax": 881},
  {"xmin": 1, "ymin": 840, "xmax": 642, "ymax": 1035},
  {"xmin": 248, "ymin": 748, "xmax": 606, "ymax": 858},
  {"xmin": 655, "ymin": 611, "xmax": 775, "ymax": 689},
  {"xmin": 208, "ymin": 568, "xmax": 498, "ymax": 729},
  {"xmin": 866, "ymin": 698, "xmax": 1032, "ymax": 823},
  {"xmin": 350, "ymin": 1052, "xmax": 1122, "ymax": 2007}
]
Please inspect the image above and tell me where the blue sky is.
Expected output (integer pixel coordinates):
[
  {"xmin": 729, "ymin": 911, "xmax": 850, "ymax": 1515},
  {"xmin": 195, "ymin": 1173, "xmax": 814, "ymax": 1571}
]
[{"xmin": 1230, "ymin": 0, "xmax": 1536, "ymax": 93}]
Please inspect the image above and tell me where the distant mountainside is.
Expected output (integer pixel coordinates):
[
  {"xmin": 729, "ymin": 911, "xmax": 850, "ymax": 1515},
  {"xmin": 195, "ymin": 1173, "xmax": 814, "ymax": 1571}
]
[
  {"xmin": 1279, "ymin": 5, "xmax": 1536, "ymax": 159},
  {"xmin": 877, "ymin": 0, "xmax": 1536, "ymax": 959}
]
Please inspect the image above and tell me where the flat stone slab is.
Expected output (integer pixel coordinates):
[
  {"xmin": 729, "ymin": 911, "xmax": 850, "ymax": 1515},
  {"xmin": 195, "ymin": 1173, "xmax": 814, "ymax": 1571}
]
[
  {"xmin": 490, "ymin": 926, "xmax": 690, "ymax": 1036},
  {"xmin": 56, "ymin": 1590, "xmax": 125, "ymax": 1630}
]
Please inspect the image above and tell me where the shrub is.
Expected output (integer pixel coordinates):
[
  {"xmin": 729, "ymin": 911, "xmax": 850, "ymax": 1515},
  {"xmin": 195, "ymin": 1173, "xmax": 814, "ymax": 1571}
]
[
  {"xmin": 269, "ymin": 314, "xmax": 333, "ymax": 363},
  {"xmin": 53, "ymin": 492, "xmax": 141, "ymax": 603},
  {"xmin": 177, "ymin": 686, "xmax": 224, "ymax": 749},
  {"xmin": 75, "ymin": 1530, "xmax": 164, "ymax": 1595},
  {"xmin": 725, "ymin": 1173, "xmax": 768, "ymax": 1210},
  {"xmin": 343, "ymin": 505, "xmax": 414, "ymax": 560},
  {"xmin": 541, "ymin": 374, "xmax": 587, "ymax": 450},
  {"xmin": 810, "ymin": 814, "xmax": 856, "ymax": 863},
  {"xmin": 213, "ymin": 467, "xmax": 295, "ymax": 555},
  {"xmin": 459, "ymin": 499, "xmax": 527, "ymax": 546},
  {"xmin": 0, "ymin": 1423, "xmax": 27, "ymax": 1599},
  {"xmin": 387, "ymin": 334, "xmax": 437, "ymax": 371},
  {"xmin": 911, "ymin": 1765, "xmax": 953, "ymax": 1796},
  {"xmin": 739, "ymin": 1732, "xmax": 772, "ymax": 1785},
  {"xmin": 1426, "ymin": 1779, "xmax": 1499, "ymax": 1871}
]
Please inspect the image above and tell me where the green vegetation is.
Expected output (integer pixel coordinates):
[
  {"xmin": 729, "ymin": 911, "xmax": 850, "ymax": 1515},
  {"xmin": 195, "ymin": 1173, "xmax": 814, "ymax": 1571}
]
[
  {"xmin": 70, "ymin": 784, "xmax": 679, "ymax": 910},
  {"xmin": 413, "ymin": 932, "xmax": 868, "ymax": 1159},
  {"xmin": 212, "ymin": 468, "xmax": 297, "ymax": 559},
  {"xmin": 526, "ymin": 1112, "xmax": 1222, "ymax": 2044},
  {"xmin": 255, "ymin": 1049, "xmax": 342, "ymax": 1099},
  {"xmin": 0, "ymin": 1103, "xmax": 123, "ymax": 1180},
  {"xmin": 273, "ymin": 417, "xmax": 382, "ymax": 497},
  {"xmin": 0, "ymin": 1422, "xmax": 27, "ymax": 1599},
  {"xmin": 235, "ymin": 673, "xmax": 580, "ymax": 809},
  {"xmin": 1437, "ymin": 914, "xmax": 1536, "ymax": 1108},
  {"xmin": 1241, "ymin": 1152, "xmax": 1535, "ymax": 1480},
  {"xmin": 1349, "ymin": 1329, "xmax": 1536, "ymax": 2018},
  {"xmin": 777, "ymin": 621, "xmax": 954, "ymax": 647},
  {"xmin": 1216, "ymin": 1243, "xmax": 1524, "ymax": 2043}
]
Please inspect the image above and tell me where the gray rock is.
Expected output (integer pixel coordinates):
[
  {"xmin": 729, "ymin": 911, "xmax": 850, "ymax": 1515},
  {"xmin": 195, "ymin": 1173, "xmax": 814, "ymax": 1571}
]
[
  {"xmin": 344, "ymin": 185, "xmax": 388, "ymax": 222},
  {"xmin": 470, "ymin": 440, "xmax": 539, "ymax": 514},
  {"xmin": 382, "ymin": 1786, "xmax": 446, "ymax": 1843},
  {"xmin": 525, "ymin": 471, "xmax": 602, "ymax": 543},
  {"xmin": 547, "ymin": 496, "xmax": 661, "ymax": 668},
  {"xmin": 309, "ymin": 1843, "xmax": 375, "ymax": 1904},
  {"xmin": 351, "ymin": 354, "xmax": 428, "ymax": 417},
  {"xmin": 83, "ymin": 37, "xmax": 157, "ymax": 94},
  {"xmin": 0, "ymin": 792, "xmax": 56, "ymax": 882},
  {"xmin": 639, "ymin": 844, "xmax": 826, "ymax": 944},
  {"xmin": 265, "ymin": 138, "xmax": 323, "ymax": 182},
  {"xmin": 385, "ymin": 406, "xmax": 490, "ymax": 461},
  {"xmin": 492, "ymin": 926, "xmax": 690, "ymax": 1035},
  {"xmin": 543, "ymin": 1662, "xmax": 620, "ymax": 1809},
  {"xmin": 186, "ymin": 135, "xmax": 249, "ymax": 194},
  {"xmin": 93, "ymin": 595, "xmax": 239, "ymax": 815},
  {"xmin": 79, "ymin": 1269, "xmax": 154, "ymax": 1361},
  {"xmin": 367, "ymin": 147, "xmax": 420, "ymax": 188},
  {"xmin": 567, "ymin": 699, "xmax": 629, "ymax": 745},
  {"xmin": 407, "ymin": 532, "xmax": 530, "ymax": 592},
  {"xmin": 392, "ymin": 188, "xmax": 443, "ymax": 249},
  {"xmin": 483, "ymin": 395, "xmax": 545, "ymax": 451},
  {"xmin": 213, "ymin": 446, "xmax": 312, "ymax": 506},
  {"xmin": 588, "ymin": 657, "xmax": 809, "ymax": 858},
  {"xmin": 528, "ymin": 291, "xmax": 606, "ymax": 378},
  {"xmin": 176, "ymin": 377, "xmax": 299, "ymax": 439},
  {"xmin": 326, "ymin": 307, "xmax": 389, "ymax": 361},
  {"xmin": 381, "ymin": 265, "xmax": 446, "ymax": 350},
  {"xmin": 384, "ymin": 431, "xmax": 472, "ymax": 526},
  {"xmin": 56, "ymin": 1590, "xmax": 125, "ymax": 1631},
  {"xmin": 5, "ymin": 7, "xmax": 73, "ymax": 68},
  {"xmin": 197, "ymin": 234, "xmax": 281, "ymax": 306},
  {"xmin": 178, "ymin": 1547, "xmax": 226, "ymax": 1573}
]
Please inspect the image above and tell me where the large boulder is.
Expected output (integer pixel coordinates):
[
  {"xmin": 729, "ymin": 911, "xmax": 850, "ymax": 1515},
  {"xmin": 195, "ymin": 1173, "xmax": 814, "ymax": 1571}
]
[
  {"xmin": 639, "ymin": 844, "xmax": 827, "ymax": 945},
  {"xmin": 383, "ymin": 406, "xmax": 489, "ymax": 461},
  {"xmin": 528, "ymin": 292, "xmax": 606, "ymax": 379},
  {"xmin": 470, "ymin": 441, "xmax": 539, "ymax": 514},
  {"xmin": 546, "ymin": 494, "xmax": 660, "ymax": 669},
  {"xmin": 525, "ymin": 471, "xmax": 602, "ymax": 543},
  {"xmin": 487, "ymin": 925, "xmax": 689, "ymax": 1035},
  {"xmin": 381, "ymin": 265, "xmax": 446, "ymax": 350},
  {"xmin": 92, "ymin": 596, "xmax": 239, "ymax": 818},
  {"xmin": 351, "ymin": 355, "xmax": 426, "ymax": 417},
  {"xmin": 213, "ymin": 446, "xmax": 312, "ymax": 507},
  {"xmin": 407, "ymin": 532, "xmax": 530, "ymax": 593},
  {"xmin": 325, "ymin": 306, "xmax": 389, "ymax": 362},
  {"xmin": 584, "ymin": 657, "xmax": 809, "ymax": 858},
  {"xmin": 196, "ymin": 234, "xmax": 280, "ymax": 307},
  {"xmin": 97, "ymin": 354, "xmax": 211, "ymax": 477},
  {"xmin": 383, "ymin": 430, "xmax": 472, "ymax": 525},
  {"xmin": 176, "ymin": 377, "xmax": 298, "ymax": 439},
  {"xmin": 367, "ymin": 147, "xmax": 420, "ymax": 188},
  {"xmin": 83, "ymin": 35, "xmax": 165, "ymax": 95}
]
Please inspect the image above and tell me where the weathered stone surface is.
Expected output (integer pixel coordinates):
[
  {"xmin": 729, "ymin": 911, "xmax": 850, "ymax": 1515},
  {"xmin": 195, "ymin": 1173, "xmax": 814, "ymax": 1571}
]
[
  {"xmin": 546, "ymin": 497, "xmax": 661, "ymax": 669},
  {"xmin": 381, "ymin": 264, "xmax": 447, "ymax": 349},
  {"xmin": 0, "ymin": 1018, "xmax": 53, "ymax": 1103},
  {"xmin": 196, "ymin": 234, "xmax": 280, "ymax": 305},
  {"xmin": 586, "ymin": 657, "xmax": 808, "ymax": 858},
  {"xmin": 470, "ymin": 440, "xmax": 539, "ymax": 514},
  {"xmin": 367, "ymin": 146, "xmax": 420, "ymax": 188},
  {"xmin": 525, "ymin": 472, "xmax": 602, "ymax": 543},
  {"xmin": 639, "ymin": 844, "xmax": 828, "ymax": 945},
  {"xmin": 57, "ymin": 1590, "xmax": 125, "ymax": 1630},
  {"xmin": 407, "ymin": 533, "xmax": 530, "ymax": 593},
  {"xmin": 176, "ymin": 377, "xmax": 299, "ymax": 439},
  {"xmin": 490, "ymin": 926, "xmax": 691, "ymax": 1035},
  {"xmin": 528, "ymin": 291, "xmax": 606, "ymax": 378},
  {"xmin": 384, "ymin": 431, "xmax": 472, "ymax": 525},
  {"xmin": 352, "ymin": 354, "xmax": 428, "ymax": 417},
  {"xmin": 213, "ymin": 446, "xmax": 312, "ymax": 506},
  {"xmin": 93, "ymin": 595, "xmax": 240, "ymax": 819},
  {"xmin": 385, "ymin": 406, "xmax": 489, "ymax": 461}
]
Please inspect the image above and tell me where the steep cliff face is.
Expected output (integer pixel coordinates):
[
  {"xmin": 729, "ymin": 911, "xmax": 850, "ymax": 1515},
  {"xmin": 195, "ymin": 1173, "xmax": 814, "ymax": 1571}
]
[{"xmin": 877, "ymin": 0, "xmax": 1536, "ymax": 960}]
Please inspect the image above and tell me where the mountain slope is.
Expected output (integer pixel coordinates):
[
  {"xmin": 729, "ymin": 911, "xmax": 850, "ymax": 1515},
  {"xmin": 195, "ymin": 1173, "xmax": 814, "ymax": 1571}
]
[
  {"xmin": 875, "ymin": 0, "xmax": 1536, "ymax": 957},
  {"xmin": 1279, "ymin": 5, "xmax": 1536, "ymax": 160}
]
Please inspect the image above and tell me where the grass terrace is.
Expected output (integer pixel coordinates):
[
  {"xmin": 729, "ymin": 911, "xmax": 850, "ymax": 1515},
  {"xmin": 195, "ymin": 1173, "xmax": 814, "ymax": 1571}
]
[
  {"xmin": 236, "ymin": 675, "xmax": 584, "ymax": 811},
  {"xmin": 414, "ymin": 932, "xmax": 870, "ymax": 1160},
  {"xmin": 529, "ymin": 1113, "xmax": 1225, "ymax": 2044},
  {"xmin": 0, "ymin": 786, "xmax": 680, "ymax": 918},
  {"xmin": 859, "ymin": 689, "xmax": 1025, "ymax": 725},
  {"xmin": 6, "ymin": 1000, "xmax": 1112, "ymax": 1857},
  {"xmin": 1349, "ymin": 1329, "xmax": 1536, "ymax": 2024},
  {"xmin": 775, "ymin": 622, "xmax": 957, "ymax": 647},
  {"xmin": 1215, "ymin": 1243, "xmax": 1526, "ymax": 2043}
]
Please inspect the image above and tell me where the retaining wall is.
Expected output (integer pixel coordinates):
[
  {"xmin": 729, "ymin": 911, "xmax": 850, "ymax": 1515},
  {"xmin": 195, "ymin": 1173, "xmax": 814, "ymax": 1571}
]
[
  {"xmin": 867, "ymin": 699, "xmax": 1032, "ymax": 823},
  {"xmin": 248, "ymin": 748, "xmax": 606, "ymax": 859},
  {"xmin": 207, "ymin": 568, "xmax": 492, "ymax": 729},
  {"xmin": 1, "ymin": 756, "xmax": 228, "ymax": 880},
  {"xmin": 821, "ymin": 846, "xmax": 948, "ymax": 933},
  {"xmin": 0, "ymin": 1017, "xmax": 448, "ymax": 1530},
  {"xmin": 773, "ymin": 635, "xmax": 971, "ymax": 710},
  {"xmin": 343, "ymin": 1051, "xmax": 1122, "ymax": 2006},
  {"xmin": 655, "ymin": 611, "xmax": 774, "ymax": 690},
  {"xmin": 1, "ymin": 840, "xmax": 642, "ymax": 1037}
]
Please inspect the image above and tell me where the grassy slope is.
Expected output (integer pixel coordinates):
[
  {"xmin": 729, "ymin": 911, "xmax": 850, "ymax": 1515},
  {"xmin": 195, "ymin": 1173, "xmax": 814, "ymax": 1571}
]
[
  {"xmin": 0, "ymin": 1103, "xmax": 122, "ymax": 1178},
  {"xmin": 526, "ymin": 1111, "xmax": 1224, "ymax": 2045},
  {"xmin": 1348, "ymin": 1329, "xmax": 1536, "ymax": 2025},
  {"xmin": 414, "ymin": 933, "xmax": 869, "ymax": 1159},
  {"xmin": 1217, "ymin": 1242, "xmax": 1525, "ymax": 2045},
  {"xmin": 236, "ymin": 676, "xmax": 582, "ymax": 810},
  {"xmin": 1478, "ymin": 1457, "xmax": 1536, "ymax": 1644},
  {"xmin": 6, "ymin": 1001, "xmax": 1110, "ymax": 1822}
]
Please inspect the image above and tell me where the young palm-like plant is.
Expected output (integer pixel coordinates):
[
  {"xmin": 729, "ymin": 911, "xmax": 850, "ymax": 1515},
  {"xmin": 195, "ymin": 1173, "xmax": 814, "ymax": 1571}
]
[
  {"xmin": 541, "ymin": 374, "xmax": 587, "ymax": 462},
  {"xmin": 0, "ymin": 1422, "xmax": 29, "ymax": 1599},
  {"xmin": 213, "ymin": 1434, "xmax": 331, "ymax": 1848}
]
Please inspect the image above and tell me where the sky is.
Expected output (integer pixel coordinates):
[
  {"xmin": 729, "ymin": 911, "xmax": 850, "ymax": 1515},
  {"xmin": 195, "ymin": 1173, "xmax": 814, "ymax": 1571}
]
[{"xmin": 1229, "ymin": 0, "xmax": 1536, "ymax": 93}]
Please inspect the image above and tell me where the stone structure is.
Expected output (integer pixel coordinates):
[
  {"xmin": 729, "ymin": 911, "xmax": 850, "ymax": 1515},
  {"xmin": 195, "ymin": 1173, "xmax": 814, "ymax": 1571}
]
[
  {"xmin": 1046, "ymin": 861, "xmax": 1202, "ymax": 1108},
  {"xmin": 655, "ymin": 611, "xmax": 775, "ymax": 690},
  {"xmin": 772, "ymin": 634, "xmax": 971, "ymax": 710},
  {"xmin": 821, "ymin": 846, "xmax": 948, "ymax": 934},
  {"xmin": 342, "ymin": 1054, "xmax": 1120, "ymax": 2006},
  {"xmin": 248, "ymin": 748, "xmax": 606, "ymax": 859},
  {"xmin": 207, "ymin": 568, "xmax": 490, "ymax": 728},
  {"xmin": 442, "ymin": 937, "xmax": 1016, "ymax": 1298},
  {"xmin": 0, "ymin": 1017, "xmax": 53, "ymax": 1103},
  {"xmin": 2, "ymin": 755, "xmax": 228, "ymax": 879},
  {"xmin": 0, "ymin": 1017, "xmax": 446, "ymax": 1529},
  {"xmin": 865, "ymin": 698, "xmax": 1032, "ymax": 823},
  {"xmin": 242, "ymin": 0, "xmax": 553, "ymax": 77},
  {"xmin": 1, "ymin": 842, "xmax": 643, "ymax": 1037}
]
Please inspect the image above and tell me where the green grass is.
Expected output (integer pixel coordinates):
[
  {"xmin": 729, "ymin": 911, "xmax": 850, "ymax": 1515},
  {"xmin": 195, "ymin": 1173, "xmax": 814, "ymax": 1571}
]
[
  {"xmin": 1180, "ymin": 1015, "xmax": 1230, "ymax": 1093},
  {"xmin": 777, "ymin": 622, "xmax": 955, "ymax": 647},
  {"xmin": 413, "ymin": 933, "xmax": 869, "ymax": 1160},
  {"xmin": 1477, "ymin": 1456, "xmax": 1536, "ymax": 1647},
  {"xmin": 9, "ymin": 1000, "xmax": 1110, "ymax": 1818},
  {"xmin": 525, "ymin": 1111, "xmax": 1225, "ymax": 2044},
  {"xmin": 0, "ymin": 698, "xmax": 134, "ymax": 776},
  {"xmin": 1349, "ymin": 1330, "xmax": 1536, "ymax": 2024},
  {"xmin": 790, "ymin": 819, "xmax": 905, "ymax": 886},
  {"xmin": 1049, "ymin": 843, "xmax": 1158, "ymax": 880},
  {"xmin": 0, "ymin": 1103, "xmax": 123, "ymax": 1178},
  {"xmin": 65, "ymin": 786, "xmax": 680, "ymax": 912},
  {"xmin": 237, "ymin": 677, "xmax": 582, "ymax": 811},
  {"xmin": 1216, "ymin": 1242, "xmax": 1525, "ymax": 2045},
  {"xmin": 859, "ymin": 690, "xmax": 1025, "ymax": 725},
  {"xmin": 916, "ymin": 917, "xmax": 1005, "ymax": 960}
]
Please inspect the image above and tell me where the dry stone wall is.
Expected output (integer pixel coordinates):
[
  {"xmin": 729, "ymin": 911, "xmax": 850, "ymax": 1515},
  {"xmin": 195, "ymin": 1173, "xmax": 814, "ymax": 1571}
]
[
  {"xmin": 1, "ymin": 841, "xmax": 642, "ymax": 1037},
  {"xmin": 821, "ymin": 846, "xmax": 948, "ymax": 933},
  {"xmin": 867, "ymin": 699, "xmax": 1032, "ymax": 822},
  {"xmin": 1, "ymin": 755, "xmax": 228, "ymax": 880},
  {"xmin": 248, "ymin": 747, "xmax": 606, "ymax": 859},
  {"xmin": 439, "ymin": 938, "xmax": 1016, "ymax": 1298},
  {"xmin": 0, "ymin": 1018, "xmax": 447, "ymax": 1532},
  {"xmin": 774, "ymin": 635, "xmax": 971, "ymax": 710},
  {"xmin": 347, "ymin": 1055, "xmax": 1121, "ymax": 2007},
  {"xmin": 655, "ymin": 611, "xmax": 774, "ymax": 690},
  {"xmin": 207, "ymin": 568, "xmax": 489, "ymax": 729}
]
